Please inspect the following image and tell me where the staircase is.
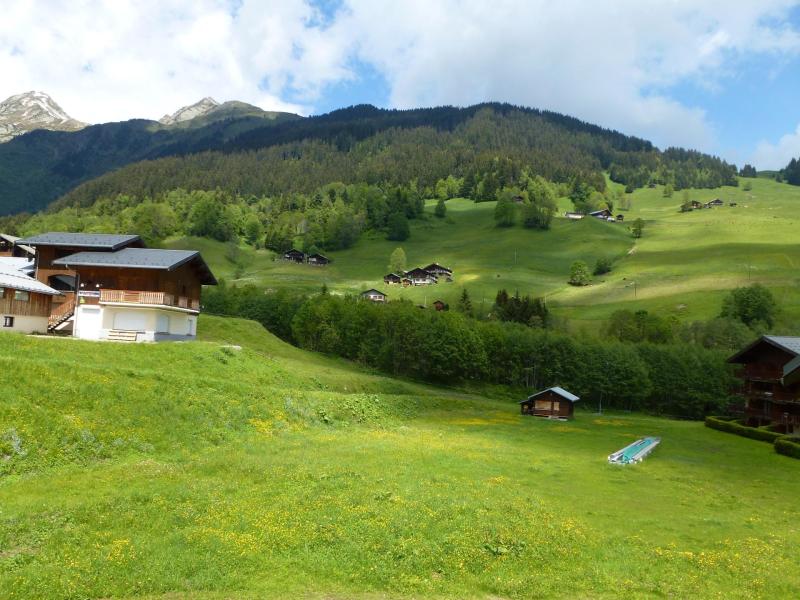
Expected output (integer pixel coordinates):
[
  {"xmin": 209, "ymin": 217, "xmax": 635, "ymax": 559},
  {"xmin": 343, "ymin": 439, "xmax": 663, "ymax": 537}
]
[
  {"xmin": 47, "ymin": 298, "xmax": 75, "ymax": 332},
  {"xmin": 106, "ymin": 329, "xmax": 139, "ymax": 342}
]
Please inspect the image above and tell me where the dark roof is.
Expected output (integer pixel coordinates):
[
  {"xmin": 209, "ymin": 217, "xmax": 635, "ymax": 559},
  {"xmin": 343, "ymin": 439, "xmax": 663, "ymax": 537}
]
[
  {"xmin": 284, "ymin": 248, "xmax": 305, "ymax": 255},
  {"xmin": 361, "ymin": 288, "xmax": 385, "ymax": 296},
  {"xmin": 520, "ymin": 386, "xmax": 580, "ymax": 403},
  {"xmin": 423, "ymin": 263, "xmax": 452, "ymax": 273},
  {"xmin": 15, "ymin": 232, "xmax": 142, "ymax": 250},
  {"xmin": 52, "ymin": 248, "xmax": 217, "ymax": 285},
  {"xmin": 384, "ymin": 272, "xmax": 402, "ymax": 278},
  {"xmin": 308, "ymin": 253, "xmax": 329, "ymax": 261},
  {"xmin": 728, "ymin": 335, "xmax": 800, "ymax": 364},
  {"xmin": 406, "ymin": 267, "xmax": 434, "ymax": 277}
]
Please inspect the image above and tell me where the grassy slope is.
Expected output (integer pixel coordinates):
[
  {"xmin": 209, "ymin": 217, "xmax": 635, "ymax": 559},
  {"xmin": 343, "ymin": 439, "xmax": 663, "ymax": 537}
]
[
  {"xmin": 1, "ymin": 316, "xmax": 799, "ymax": 598},
  {"xmin": 168, "ymin": 177, "xmax": 800, "ymax": 329}
]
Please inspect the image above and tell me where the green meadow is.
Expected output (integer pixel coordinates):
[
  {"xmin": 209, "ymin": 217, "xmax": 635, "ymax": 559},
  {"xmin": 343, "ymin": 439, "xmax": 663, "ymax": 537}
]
[
  {"xmin": 168, "ymin": 176, "xmax": 800, "ymax": 329},
  {"xmin": 1, "ymin": 316, "xmax": 799, "ymax": 598}
]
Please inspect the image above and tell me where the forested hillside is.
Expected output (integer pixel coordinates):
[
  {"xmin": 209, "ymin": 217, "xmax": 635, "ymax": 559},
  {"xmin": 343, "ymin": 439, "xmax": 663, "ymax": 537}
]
[{"xmin": 0, "ymin": 102, "xmax": 737, "ymax": 216}]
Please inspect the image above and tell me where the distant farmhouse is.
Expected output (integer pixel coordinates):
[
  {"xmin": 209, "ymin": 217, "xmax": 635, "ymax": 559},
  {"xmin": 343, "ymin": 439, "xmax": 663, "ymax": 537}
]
[
  {"xmin": 520, "ymin": 387, "xmax": 580, "ymax": 420},
  {"xmin": 307, "ymin": 253, "xmax": 330, "ymax": 266},
  {"xmin": 405, "ymin": 267, "xmax": 437, "ymax": 286},
  {"xmin": 5, "ymin": 232, "xmax": 216, "ymax": 342},
  {"xmin": 383, "ymin": 273, "xmax": 403, "ymax": 285},
  {"xmin": 282, "ymin": 249, "xmax": 330, "ymax": 266},
  {"xmin": 283, "ymin": 249, "xmax": 306, "ymax": 263},
  {"xmin": 382, "ymin": 263, "xmax": 453, "ymax": 288},
  {"xmin": 360, "ymin": 289, "xmax": 386, "ymax": 303}
]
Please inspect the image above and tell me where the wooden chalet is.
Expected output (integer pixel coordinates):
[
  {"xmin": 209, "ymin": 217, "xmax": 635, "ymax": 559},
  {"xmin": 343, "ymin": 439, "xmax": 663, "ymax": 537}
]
[
  {"xmin": 283, "ymin": 249, "xmax": 306, "ymax": 263},
  {"xmin": 690, "ymin": 200, "xmax": 703, "ymax": 209},
  {"xmin": 0, "ymin": 234, "xmax": 35, "ymax": 259},
  {"xmin": 520, "ymin": 387, "xmax": 580, "ymax": 419},
  {"xmin": 710, "ymin": 198, "xmax": 724, "ymax": 206},
  {"xmin": 589, "ymin": 209, "xmax": 613, "ymax": 220},
  {"xmin": 383, "ymin": 273, "xmax": 403, "ymax": 285},
  {"xmin": 423, "ymin": 263, "xmax": 453, "ymax": 279},
  {"xmin": 0, "ymin": 262, "xmax": 61, "ymax": 334},
  {"xmin": 405, "ymin": 267, "xmax": 437, "ymax": 286},
  {"xmin": 728, "ymin": 336, "xmax": 800, "ymax": 433},
  {"xmin": 307, "ymin": 253, "xmax": 330, "ymax": 266},
  {"xmin": 15, "ymin": 232, "xmax": 216, "ymax": 342},
  {"xmin": 360, "ymin": 289, "xmax": 386, "ymax": 303}
]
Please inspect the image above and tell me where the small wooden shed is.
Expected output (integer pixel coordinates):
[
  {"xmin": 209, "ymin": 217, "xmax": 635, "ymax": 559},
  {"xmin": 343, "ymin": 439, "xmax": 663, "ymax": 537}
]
[{"xmin": 520, "ymin": 386, "xmax": 580, "ymax": 419}]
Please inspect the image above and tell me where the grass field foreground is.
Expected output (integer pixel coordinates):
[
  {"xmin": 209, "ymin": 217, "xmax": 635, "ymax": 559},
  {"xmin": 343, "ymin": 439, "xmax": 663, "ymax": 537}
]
[{"xmin": 1, "ymin": 316, "xmax": 799, "ymax": 598}]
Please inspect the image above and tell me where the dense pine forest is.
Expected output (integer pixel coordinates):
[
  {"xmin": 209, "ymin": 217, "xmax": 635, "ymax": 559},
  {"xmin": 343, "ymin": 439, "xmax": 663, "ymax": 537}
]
[{"xmin": 0, "ymin": 103, "xmax": 737, "ymax": 217}]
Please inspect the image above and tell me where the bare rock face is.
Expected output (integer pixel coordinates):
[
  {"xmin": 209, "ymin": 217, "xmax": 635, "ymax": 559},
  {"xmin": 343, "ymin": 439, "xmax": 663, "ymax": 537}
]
[
  {"xmin": 158, "ymin": 97, "xmax": 220, "ymax": 125},
  {"xmin": 0, "ymin": 91, "xmax": 88, "ymax": 142}
]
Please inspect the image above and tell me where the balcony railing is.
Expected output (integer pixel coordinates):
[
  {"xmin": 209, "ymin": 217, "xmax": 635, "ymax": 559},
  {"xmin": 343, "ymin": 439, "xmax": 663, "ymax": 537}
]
[
  {"xmin": 738, "ymin": 365, "xmax": 784, "ymax": 381},
  {"xmin": 99, "ymin": 289, "xmax": 200, "ymax": 311}
]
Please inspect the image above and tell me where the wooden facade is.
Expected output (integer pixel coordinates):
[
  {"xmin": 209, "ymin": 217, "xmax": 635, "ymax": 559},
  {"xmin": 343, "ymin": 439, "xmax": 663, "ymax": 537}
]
[
  {"xmin": 0, "ymin": 287, "xmax": 52, "ymax": 317},
  {"xmin": 729, "ymin": 337, "xmax": 800, "ymax": 433},
  {"xmin": 520, "ymin": 387, "xmax": 579, "ymax": 419}
]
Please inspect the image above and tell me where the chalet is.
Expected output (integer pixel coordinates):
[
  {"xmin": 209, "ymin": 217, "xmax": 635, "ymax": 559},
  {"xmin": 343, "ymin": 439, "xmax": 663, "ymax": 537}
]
[
  {"xmin": 383, "ymin": 273, "xmax": 403, "ymax": 285},
  {"xmin": 15, "ymin": 232, "xmax": 216, "ymax": 342},
  {"xmin": 432, "ymin": 300, "xmax": 447, "ymax": 311},
  {"xmin": 0, "ymin": 262, "xmax": 61, "ymax": 334},
  {"xmin": 520, "ymin": 386, "xmax": 580, "ymax": 419},
  {"xmin": 710, "ymin": 198, "xmax": 724, "ymax": 206},
  {"xmin": 589, "ymin": 209, "xmax": 613, "ymax": 220},
  {"xmin": 616, "ymin": 214, "xmax": 624, "ymax": 222},
  {"xmin": 728, "ymin": 336, "xmax": 800, "ymax": 433},
  {"xmin": 690, "ymin": 200, "xmax": 703, "ymax": 209},
  {"xmin": 405, "ymin": 267, "xmax": 437, "ymax": 286},
  {"xmin": 564, "ymin": 212, "xmax": 584, "ymax": 221},
  {"xmin": 423, "ymin": 263, "xmax": 453, "ymax": 278},
  {"xmin": 0, "ymin": 234, "xmax": 35, "ymax": 259},
  {"xmin": 360, "ymin": 289, "xmax": 386, "ymax": 303},
  {"xmin": 307, "ymin": 253, "xmax": 330, "ymax": 266},
  {"xmin": 283, "ymin": 249, "xmax": 306, "ymax": 263},
  {"xmin": 401, "ymin": 277, "xmax": 413, "ymax": 287}
]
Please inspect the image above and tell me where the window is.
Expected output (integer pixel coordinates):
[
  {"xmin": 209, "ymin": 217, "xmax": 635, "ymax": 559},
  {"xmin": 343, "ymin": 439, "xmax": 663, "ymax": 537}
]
[
  {"xmin": 14, "ymin": 290, "xmax": 29, "ymax": 302},
  {"xmin": 3, "ymin": 316, "xmax": 13, "ymax": 328}
]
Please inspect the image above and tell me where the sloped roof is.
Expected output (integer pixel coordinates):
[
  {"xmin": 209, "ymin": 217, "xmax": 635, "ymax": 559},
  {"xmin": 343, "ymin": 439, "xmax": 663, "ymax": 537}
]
[
  {"xmin": 15, "ymin": 232, "xmax": 142, "ymax": 250},
  {"xmin": 0, "ymin": 257, "xmax": 34, "ymax": 275},
  {"xmin": 728, "ymin": 335, "xmax": 800, "ymax": 364},
  {"xmin": 521, "ymin": 386, "xmax": 580, "ymax": 403},
  {"xmin": 52, "ymin": 248, "xmax": 217, "ymax": 285},
  {"xmin": 0, "ymin": 233, "xmax": 35, "ymax": 256},
  {"xmin": 361, "ymin": 288, "xmax": 385, "ymax": 296},
  {"xmin": 0, "ymin": 264, "xmax": 61, "ymax": 296}
]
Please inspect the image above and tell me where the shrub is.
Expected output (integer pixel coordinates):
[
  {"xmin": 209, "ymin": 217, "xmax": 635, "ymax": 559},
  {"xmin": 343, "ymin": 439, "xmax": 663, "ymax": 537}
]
[
  {"xmin": 593, "ymin": 257, "xmax": 613, "ymax": 276},
  {"xmin": 704, "ymin": 416, "xmax": 783, "ymax": 442},
  {"xmin": 775, "ymin": 437, "xmax": 800, "ymax": 459}
]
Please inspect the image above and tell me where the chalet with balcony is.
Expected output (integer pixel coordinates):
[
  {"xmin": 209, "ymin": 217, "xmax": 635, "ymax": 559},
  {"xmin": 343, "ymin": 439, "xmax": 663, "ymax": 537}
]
[
  {"xmin": 0, "ymin": 262, "xmax": 61, "ymax": 334},
  {"xmin": 520, "ymin": 387, "xmax": 580, "ymax": 419},
  {"xmin": 423, "ymin": 263, "xmax": 453, "ymax": 280},
  {"xmin": 728, "ymin": 336, "xmax": 800, "ymax": 433},
  {"xmin": 405, "ymin": 267, "xmax": 437, "ymax": 286}
]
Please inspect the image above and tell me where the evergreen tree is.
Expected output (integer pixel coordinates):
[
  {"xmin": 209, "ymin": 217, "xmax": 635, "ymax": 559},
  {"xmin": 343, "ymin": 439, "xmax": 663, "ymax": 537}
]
[
  {"xmin": 458, "ymin": 288, "xmax": 473, "ymax": 314},
  {"xmin": 434, "ymin": 198, "xmax": 447, "ymax": 218}
]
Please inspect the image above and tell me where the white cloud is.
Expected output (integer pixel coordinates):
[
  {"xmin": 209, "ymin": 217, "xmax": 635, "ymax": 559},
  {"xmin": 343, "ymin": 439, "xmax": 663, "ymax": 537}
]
[
  {"xmin": 753, "ymin": 124, "xmax": 800, "ymax": 170},
  {"xmin": 1, "ymin": 0, "xmax": 800, "ymax": 157}
]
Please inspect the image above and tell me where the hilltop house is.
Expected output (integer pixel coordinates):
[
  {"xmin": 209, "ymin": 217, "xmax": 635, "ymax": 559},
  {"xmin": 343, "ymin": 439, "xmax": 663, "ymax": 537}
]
[
  {"xmin": 307, "ymin": 253, "xmax": 330, "ymax": 266},
  {"xmin": 405, "ymin": 267, "xmax": 437, "ymax": 286},
  {"xmin": 728, "ymin": 336, "xmax": 800, "ymax": 433},
  {"xmin": 283, "ymin": 249, "xmax": 306, "ymax": 263},
  {"xmin": 383, "ymin": 273, "xmax": 402, "ymax": 285},
  {"xmin": 0, "ymin": 262, "xmax": 61, "ymax": 334},
  {"xmin": 423, "ymin": 263, "xmax": 453, "ymax": 279},
  {"xmin": 360, "ymin": 289, "xmax": 386, "ymax": 303},
  {"xmin": 520, "ymin": 387, "xmax": 580, "ymax": 419},
  {"xmin": 15, "ymin": 232, "xmax": 216, "ymax": 342}
]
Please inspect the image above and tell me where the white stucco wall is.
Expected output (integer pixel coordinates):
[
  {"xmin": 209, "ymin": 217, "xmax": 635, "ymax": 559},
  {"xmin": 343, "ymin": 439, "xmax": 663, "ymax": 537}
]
[
  {"xmin": 0, "ymin": 314, "xmax": 49, "ymax": 334},
  {"xmin": 74, "ymin": 305, "xmax": 197, "ymax": 342}
]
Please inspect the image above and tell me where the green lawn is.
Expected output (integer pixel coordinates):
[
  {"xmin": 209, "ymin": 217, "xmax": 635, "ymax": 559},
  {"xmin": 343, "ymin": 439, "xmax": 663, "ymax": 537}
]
[
  {"xmin": 1, "ymin": 316, "xmax": 799, "ymax": 598},
  {"xmin": 168, "ymin": 176, "xmax": 800, "ymax": 329}
]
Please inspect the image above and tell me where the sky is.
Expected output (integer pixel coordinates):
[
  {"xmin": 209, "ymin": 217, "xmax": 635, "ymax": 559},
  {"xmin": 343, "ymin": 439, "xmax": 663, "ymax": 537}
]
[{"xmin": 2, "ymin": 1, "xmax": 800, "ymax": 169}]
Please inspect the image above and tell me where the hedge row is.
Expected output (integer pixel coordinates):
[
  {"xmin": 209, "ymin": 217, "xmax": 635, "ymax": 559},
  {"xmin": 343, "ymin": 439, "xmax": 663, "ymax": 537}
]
[
  {"xmin": 704, "ymin": 416, "xmax": 784, "ymax": 443},
  {"xmin": 706, "ymin": 416, "xmax": 800, "ymax": 459},
  {"xmin": 775, "ymin": 437, "xmax": 800, "ymax": 459}
]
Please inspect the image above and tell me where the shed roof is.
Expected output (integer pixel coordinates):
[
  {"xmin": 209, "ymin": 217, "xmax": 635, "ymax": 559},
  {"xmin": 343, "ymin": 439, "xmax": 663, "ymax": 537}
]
[
  {"xmin": 0, "ymin": 264, "xmax": 61, "ymax": 296},
  {"xmin": 521, "ymin": 386, "xmax": 580, "ymax": 403},
  {"xmin": 15, "ymin": 232, "xmax": 142, "ymax": 250},
  {"xmin": 52, "ymin": 248, "xmax": 217, "ymax": 285}
]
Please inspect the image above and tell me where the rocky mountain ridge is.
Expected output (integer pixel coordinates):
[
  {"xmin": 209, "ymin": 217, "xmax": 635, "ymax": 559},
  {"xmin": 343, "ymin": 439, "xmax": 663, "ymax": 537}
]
[{"xmin": 0, "ymin": 91, "xmax": 87, "ymax": 142}]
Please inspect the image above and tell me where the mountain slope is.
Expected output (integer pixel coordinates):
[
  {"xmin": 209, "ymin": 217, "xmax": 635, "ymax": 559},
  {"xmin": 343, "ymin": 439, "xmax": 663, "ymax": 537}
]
[
  {"xmin": 0, "ymin": 91, "xmax": 87, "ymax": 142},
  {"xmin": 159, "ymin": 97, "xmax": 220, "ymax": 125}
]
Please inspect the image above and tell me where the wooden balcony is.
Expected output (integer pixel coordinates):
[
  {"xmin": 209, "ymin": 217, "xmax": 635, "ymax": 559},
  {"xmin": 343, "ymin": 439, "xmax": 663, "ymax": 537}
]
[
  {"xmin": 99, "ymin": 289, "xmax": 200, "ymax": 312},
  {"xmin": 738, "ymin": 365, "xmax": 784, "ymax": 382}
]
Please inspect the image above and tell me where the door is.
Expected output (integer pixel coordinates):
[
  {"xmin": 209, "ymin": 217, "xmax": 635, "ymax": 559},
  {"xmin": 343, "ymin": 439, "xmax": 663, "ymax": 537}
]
[{"xmin": 77, "ymin": 306, "xmax": 102, "ymax": 340}]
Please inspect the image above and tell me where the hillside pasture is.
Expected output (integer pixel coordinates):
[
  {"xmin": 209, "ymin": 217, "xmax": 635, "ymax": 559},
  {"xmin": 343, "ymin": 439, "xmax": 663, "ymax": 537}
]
[{"xmin": 1, "ymin": 316, "xmax": 799, "ymax": 598}]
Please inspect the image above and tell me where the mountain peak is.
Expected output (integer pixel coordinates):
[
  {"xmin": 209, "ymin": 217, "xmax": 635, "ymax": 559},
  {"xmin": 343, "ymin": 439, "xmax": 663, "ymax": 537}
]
[
  {"xmin": 159, "ymin": 97, "xmax": 220, "ymax": 125},
  {"xmin": 0, "ymin": 91, "xmax": 87, "ymax": 142}
]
